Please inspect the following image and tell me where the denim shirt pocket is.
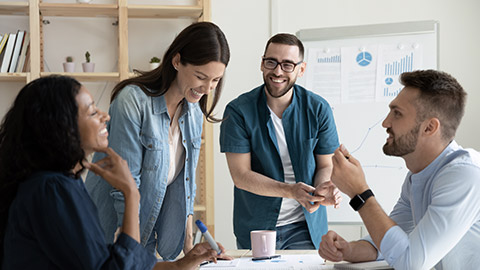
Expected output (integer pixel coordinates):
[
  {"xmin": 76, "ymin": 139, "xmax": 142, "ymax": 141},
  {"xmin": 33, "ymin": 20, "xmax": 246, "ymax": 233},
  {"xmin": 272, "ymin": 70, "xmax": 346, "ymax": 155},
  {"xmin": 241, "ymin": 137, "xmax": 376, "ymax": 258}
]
[
  {"xmin": 190, "ymin": 137, "xmax": 202, "ymax": 166},
  {"xmin": 140, "ymin": 134, "xmax": 164, "ymax": 171}
]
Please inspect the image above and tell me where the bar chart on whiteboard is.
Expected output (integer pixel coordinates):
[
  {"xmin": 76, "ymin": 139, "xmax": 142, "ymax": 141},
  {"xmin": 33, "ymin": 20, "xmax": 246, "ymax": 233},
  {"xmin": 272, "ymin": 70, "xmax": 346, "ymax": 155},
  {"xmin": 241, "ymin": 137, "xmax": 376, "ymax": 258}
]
[
  {"xmin": 375, "ymin": 44, "xmax": 423, "ymax": 102},
  {"xmin": 305, "ymin": 43, "xmax": 423, "ymax": 104}
]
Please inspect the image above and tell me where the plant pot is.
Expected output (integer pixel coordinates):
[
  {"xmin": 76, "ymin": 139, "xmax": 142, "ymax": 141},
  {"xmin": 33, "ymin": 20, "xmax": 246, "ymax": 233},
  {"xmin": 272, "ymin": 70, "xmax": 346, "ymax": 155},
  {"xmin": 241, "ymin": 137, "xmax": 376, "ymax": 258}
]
[
  {"xmin": 150, "ymin": 62, "xmax": 160, "ymax": 70},
  {"xmin": 82, "ymin": 62, "xmax": 95, "ymax": 72},
  {"xmin": 63, "ymin": 62, "xmax": 75, "ymax": 73}
]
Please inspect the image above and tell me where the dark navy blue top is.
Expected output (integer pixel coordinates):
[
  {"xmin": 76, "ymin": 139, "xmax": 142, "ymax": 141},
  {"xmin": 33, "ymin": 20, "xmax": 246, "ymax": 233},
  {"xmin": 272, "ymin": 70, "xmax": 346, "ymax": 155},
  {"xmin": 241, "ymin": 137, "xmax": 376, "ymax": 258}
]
[{"xmin": 2, "ymin": 171, "xmax": 156, "ymax": 270}]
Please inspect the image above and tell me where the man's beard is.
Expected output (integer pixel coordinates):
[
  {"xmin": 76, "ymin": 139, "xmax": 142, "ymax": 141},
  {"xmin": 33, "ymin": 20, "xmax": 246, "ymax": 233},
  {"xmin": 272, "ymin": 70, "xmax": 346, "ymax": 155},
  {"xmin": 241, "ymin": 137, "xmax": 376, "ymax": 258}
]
[
  {"xmin": 264, "ymin": 75, "xmax": 296, "ymax": 98},
  {"xmin": 383, "ymin": 123, "xmax": 420, "ymax": 156}
]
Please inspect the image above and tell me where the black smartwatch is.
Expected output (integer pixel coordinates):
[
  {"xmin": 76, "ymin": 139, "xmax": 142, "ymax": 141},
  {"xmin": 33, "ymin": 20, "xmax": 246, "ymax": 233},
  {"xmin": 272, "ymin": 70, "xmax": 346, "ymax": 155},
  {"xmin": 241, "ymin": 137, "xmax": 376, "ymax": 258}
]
[{"xmin": 349, "ymin": 189, "xmax": 374, "ymax": 211}]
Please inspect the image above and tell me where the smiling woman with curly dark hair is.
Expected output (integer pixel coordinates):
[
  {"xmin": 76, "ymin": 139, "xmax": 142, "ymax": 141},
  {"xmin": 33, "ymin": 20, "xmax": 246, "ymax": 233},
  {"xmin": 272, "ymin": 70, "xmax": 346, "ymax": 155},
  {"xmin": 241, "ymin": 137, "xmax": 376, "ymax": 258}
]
[{"xmin": 0, "ymin": 75, "xmax": 228, "ymax": 270}]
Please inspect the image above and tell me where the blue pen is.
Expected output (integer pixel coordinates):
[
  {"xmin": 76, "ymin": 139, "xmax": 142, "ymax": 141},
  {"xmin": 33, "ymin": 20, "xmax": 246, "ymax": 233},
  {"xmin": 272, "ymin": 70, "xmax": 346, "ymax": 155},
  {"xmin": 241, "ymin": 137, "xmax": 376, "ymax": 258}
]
[{"xmin": 195, "ymin": 220, "xmax": 221, "ymax": 255}]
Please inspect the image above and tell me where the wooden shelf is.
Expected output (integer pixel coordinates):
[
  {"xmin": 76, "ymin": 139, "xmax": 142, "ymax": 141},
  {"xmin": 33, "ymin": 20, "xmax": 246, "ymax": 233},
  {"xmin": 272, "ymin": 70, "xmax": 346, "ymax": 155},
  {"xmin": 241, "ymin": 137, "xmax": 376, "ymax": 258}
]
[
  {"xmin": 128, "ymin": 5, "xmax": 203, "ymax": 19},
  {"xmin": 39, "ymin": 3, "xmax": 118, "ymax": 18},
  {"xmin": 193, "ymin": 205, "xmax": 206, "ymax": 211},
  {"xmin": 36, "ymin": 4, "xmax": 202, "ymax": 19},
  {"xmin": 0, "ymin": 73, "xmax": 28, "ymax": 82},
  {"xmin": 41, "ymin": 72, "xmax": 120, "ymax": 82},
  {"xmin": 0, "ymin": 2, "xmax": 29, "ymax": 16}
]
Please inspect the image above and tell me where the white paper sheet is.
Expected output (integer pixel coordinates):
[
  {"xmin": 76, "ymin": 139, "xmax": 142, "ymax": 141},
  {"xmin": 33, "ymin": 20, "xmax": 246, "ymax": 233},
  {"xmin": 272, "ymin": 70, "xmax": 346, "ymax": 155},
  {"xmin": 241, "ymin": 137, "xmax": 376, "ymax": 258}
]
[{"xmin": 200, "ymin": 254, "xmax": 333, "ymax": 269}]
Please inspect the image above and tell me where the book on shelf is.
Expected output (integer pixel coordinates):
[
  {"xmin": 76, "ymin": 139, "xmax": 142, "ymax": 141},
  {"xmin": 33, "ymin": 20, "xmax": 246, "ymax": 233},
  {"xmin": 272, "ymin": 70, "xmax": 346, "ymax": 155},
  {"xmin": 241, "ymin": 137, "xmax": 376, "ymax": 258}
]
[
  {"xmin": 0, "ymin": 32, "xmax": 16, "ymax": 73},
  {"xmin": 0, "ymin": 34, "xmax": 8, "ymax": 55},
  {"xmin": 0, "ymin": 34, "xmax": 9, "ymax": 64},
  {"xmin": 8, "ymin": 30, "xmax": 26, "ymax": 73},
  {"xmin": 22, "ymin": 42, "xmax": 31, "ymax": 72},
  {"xmin": 16, "ymin": 31, "xmax": 30, "ymax": 72}
]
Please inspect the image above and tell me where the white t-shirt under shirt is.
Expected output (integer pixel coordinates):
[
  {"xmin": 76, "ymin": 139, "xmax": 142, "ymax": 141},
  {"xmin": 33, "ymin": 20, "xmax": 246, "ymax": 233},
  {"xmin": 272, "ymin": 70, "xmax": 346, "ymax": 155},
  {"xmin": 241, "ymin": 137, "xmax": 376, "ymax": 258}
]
[
  {"xmin": 268, "ymin": 106, "xmax": 305, "ymax": 227},
  {"xmin": 167, "ymin": 103, "xmax": 185, "ymax": 186}
]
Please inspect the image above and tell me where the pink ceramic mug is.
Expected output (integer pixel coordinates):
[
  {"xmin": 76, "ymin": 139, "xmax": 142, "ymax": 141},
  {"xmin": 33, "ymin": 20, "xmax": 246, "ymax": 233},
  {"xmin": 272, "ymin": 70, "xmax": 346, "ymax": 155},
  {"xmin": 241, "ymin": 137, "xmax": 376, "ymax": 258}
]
[{"xmin": 250, "ymin": 230, "xmax": 276, "ymax": 258}]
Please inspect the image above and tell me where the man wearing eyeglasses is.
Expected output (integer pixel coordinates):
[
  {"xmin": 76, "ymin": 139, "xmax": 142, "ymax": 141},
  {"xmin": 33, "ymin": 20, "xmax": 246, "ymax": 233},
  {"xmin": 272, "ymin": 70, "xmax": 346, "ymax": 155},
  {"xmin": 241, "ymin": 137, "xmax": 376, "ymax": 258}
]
[{"xmin": 220, "ymin": 33, "xmax": 341, "ymax": 250}]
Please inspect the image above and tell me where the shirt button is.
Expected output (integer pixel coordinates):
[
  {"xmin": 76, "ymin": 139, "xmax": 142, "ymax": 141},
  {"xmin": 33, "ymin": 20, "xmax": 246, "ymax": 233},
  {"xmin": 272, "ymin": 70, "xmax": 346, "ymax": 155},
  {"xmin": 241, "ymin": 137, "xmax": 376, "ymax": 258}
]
[
  {"xmin": 183, "ymin": 140, "xmax": 186, "ymax": 143},
  {"xmin": 186, "ymin": 177, "xmax": 189, "ymax": 181},
  {"xmin": 148, "ymin": 144, "xmax": 153, "ymax": 148},
  {"xmin": 151, "ymin": 217, "xmax": 155, "ymax": 221},
  {"xmin": 187, "ymin": 196, "xmax": 190, "ymax": 199},
  {"xmin": 186, "ymin": 158, "xmax": 189, "ymax": 161},
  {"xmin": 181, "ymin": 120, "xmax": 184, "ymax": 124}
]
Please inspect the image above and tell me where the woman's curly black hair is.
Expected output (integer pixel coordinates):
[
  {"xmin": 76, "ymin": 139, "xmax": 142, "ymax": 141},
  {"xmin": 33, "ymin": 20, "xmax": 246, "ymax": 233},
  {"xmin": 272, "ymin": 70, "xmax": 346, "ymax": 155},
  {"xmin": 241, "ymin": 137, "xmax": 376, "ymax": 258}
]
[{"xmin": 0, "ymin": 75, "xmax": 85, "ymax": 263}]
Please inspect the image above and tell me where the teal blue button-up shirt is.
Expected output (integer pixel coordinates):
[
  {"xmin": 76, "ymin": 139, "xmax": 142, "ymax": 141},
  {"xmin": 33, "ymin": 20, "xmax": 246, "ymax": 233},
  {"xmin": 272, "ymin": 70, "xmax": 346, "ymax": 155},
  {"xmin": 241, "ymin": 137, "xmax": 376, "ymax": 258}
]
[{"xmin": 220, "ymin": 84, "xmax": 339, "ymax": 249}]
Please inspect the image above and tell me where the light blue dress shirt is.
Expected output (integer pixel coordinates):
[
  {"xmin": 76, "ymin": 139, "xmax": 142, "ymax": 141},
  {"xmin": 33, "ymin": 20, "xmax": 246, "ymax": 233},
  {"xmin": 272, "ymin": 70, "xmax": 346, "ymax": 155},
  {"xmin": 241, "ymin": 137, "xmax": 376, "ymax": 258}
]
[
  {"xmin": 85, "ymin": 85, "xmax": 203, "ymax": 260},
  {"xmin": 365, "ymin": 141, "xmax": 480, "ymax": 270}
]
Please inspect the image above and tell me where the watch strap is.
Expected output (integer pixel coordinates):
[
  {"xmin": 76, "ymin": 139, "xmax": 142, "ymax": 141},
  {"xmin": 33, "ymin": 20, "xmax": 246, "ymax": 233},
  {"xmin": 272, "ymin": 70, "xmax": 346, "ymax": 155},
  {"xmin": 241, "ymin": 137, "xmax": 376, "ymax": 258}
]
[{"xmin": 349, "ymin": 189, "xmax": 374, "ymax": 211}]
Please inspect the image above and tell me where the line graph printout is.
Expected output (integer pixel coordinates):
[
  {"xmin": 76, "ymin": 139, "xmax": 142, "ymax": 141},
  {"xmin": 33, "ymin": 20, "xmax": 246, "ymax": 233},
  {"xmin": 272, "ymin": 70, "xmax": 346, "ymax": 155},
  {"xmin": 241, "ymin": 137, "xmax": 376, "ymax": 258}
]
[
  {"xmin": 305, "ymin": 47, "xmax": 342, "ymax": 104},
  {"xmin": 375, "ymin": 44, "xmax": 423, "ymax": 102},
  {"xmin": 340, "ymin": 45, "xmax": 378, "ymax": 103}
]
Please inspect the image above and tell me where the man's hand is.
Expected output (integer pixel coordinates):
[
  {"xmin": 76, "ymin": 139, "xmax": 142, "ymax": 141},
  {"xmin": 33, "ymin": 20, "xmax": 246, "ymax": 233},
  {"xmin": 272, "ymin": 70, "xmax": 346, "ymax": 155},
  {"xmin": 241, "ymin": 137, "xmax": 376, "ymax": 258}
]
[
  {"xmin": 318, "ymin": 231, "xmax": 352, "ymax": 262},
  {"xmin": 314, "ymin": 181, "xmax": 342, "ymax": 208},
  {"xmin": 331, "ymin": 145, "xmax": 369, "ymax": 198},
  {"xmin": 290, "ymin": 182, "xmax": 325, "ymax": 213}
]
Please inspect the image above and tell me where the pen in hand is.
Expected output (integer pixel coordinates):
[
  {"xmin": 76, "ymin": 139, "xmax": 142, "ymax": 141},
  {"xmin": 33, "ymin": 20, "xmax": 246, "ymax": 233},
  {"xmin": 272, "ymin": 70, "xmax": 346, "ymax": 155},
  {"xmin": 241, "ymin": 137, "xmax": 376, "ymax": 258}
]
[{"xmin": 195, "ymin": 220, "xmax": 221, "ymax": 255}]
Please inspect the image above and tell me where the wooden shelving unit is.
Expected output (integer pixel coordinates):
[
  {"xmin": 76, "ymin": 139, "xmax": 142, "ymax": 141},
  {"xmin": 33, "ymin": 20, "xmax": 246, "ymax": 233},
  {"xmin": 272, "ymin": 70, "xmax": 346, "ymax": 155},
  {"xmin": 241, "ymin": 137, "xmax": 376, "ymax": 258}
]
[
  {"xmin": 0, "ymin": 2, "xmax": 29, "ymax": 16},
  {"xmin": 0, "ymin": 0, "xmax": 215, "ymax": 236}
]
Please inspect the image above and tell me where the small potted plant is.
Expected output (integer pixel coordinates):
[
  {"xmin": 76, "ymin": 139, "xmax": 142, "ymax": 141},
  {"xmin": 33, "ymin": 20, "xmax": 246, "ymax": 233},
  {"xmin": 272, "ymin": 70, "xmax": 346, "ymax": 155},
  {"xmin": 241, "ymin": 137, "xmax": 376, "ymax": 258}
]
[
  {"xmin": 149, "ymin": 56, "xmax": 160, "ymax": 70},
  {"xmin": 63, "ymin": 56, "xmax": 75, "ymax": 72},
  {"xmin": 82, "ymin": 51, "xmax": 95, "ymax": 72}
]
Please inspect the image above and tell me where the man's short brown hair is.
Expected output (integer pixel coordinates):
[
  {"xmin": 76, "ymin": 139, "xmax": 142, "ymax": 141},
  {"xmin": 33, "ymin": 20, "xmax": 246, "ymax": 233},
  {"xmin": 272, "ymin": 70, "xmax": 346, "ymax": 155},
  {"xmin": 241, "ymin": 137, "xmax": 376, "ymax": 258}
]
[{"xmin": 400, "ymin": 70, "xmax": 466, "ymax": 140}]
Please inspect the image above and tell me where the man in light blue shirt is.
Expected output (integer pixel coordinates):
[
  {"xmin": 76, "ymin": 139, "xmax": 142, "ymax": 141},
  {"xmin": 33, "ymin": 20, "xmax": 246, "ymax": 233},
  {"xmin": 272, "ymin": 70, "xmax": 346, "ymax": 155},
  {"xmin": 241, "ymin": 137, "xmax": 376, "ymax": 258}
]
[{"xmin": 318, "ymin": 70, "xmax": 480, "ymax": 270}]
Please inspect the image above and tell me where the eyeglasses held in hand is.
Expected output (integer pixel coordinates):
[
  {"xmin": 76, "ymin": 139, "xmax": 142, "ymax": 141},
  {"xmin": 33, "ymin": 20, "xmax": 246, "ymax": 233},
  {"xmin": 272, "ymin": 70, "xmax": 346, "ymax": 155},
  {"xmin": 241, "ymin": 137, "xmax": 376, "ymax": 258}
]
[{"xmin": 262, "ymin": 57, "xmax": 303, "ymax": 73}]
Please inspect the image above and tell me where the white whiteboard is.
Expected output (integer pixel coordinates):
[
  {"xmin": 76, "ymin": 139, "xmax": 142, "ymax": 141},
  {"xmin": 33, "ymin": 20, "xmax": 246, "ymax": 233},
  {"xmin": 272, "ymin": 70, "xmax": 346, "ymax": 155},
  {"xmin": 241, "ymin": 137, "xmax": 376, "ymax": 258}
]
[{"xmin": 296, "ymin": 21, "xmax": 438, "ymax": 222}]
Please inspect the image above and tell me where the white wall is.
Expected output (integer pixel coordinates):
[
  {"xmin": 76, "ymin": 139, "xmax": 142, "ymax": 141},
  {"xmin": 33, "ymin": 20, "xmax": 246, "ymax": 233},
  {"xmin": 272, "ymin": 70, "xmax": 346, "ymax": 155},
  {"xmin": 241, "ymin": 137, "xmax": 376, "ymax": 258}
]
[
  {"xmin": 1, "ymin": 0, "xmax": 479, "ymax": 251},
  {"xmin": 210, "ymin": 0, "xmax": 480, "ymax": 249}
]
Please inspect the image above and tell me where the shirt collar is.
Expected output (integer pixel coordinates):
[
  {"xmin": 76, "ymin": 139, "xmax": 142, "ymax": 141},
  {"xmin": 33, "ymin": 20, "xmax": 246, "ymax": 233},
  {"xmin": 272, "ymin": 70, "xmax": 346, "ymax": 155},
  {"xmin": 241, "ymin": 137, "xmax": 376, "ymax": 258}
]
[
  {"xmin": 152, "ymin": 95, "xmax": 189, "ymax": 118},
  {"xmin": 260, "ymin": 84, "xmax": 298, "ymax": 119},
  {"xmin": 411, "ymin": 140, "xmax": 458, "ymax": 181}
]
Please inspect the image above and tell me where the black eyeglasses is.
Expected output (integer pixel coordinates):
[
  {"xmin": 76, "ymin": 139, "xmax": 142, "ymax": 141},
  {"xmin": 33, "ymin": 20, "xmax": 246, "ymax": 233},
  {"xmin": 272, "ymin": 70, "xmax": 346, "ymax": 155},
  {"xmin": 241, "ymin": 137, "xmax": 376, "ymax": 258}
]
[{"xmin": 262, "ymin": 57, "xmax": 303, "ymax": 73}]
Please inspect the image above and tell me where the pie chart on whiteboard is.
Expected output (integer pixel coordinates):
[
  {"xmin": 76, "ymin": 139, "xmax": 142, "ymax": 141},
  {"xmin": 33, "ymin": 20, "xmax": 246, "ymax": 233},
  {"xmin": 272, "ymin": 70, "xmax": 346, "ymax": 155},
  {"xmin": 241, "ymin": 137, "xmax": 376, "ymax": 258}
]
[{"xmin": 356, "ymin": 51, "xmax": 372, "ymax": 66}]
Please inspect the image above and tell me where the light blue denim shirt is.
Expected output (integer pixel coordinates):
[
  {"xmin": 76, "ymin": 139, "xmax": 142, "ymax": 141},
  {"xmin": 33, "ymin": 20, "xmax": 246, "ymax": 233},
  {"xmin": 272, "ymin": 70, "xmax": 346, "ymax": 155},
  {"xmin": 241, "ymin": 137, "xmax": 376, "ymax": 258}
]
[
  {"xmin": 85, "ymin": 85, "xmax": 203, "ymax": 260},
  {"xmin": 363, "ymin": 141, "xmax": 480, "ymax": 270}
]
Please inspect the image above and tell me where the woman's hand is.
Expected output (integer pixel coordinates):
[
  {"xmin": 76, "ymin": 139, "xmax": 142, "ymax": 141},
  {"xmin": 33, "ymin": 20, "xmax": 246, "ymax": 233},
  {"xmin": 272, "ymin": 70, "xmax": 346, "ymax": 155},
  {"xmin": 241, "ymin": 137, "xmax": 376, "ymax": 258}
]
[
  {"xmin": 85, "ymin": 147, "xmax": 141, "ymax": 242},
  {"xmin": 168, "ymin": 242, "xmax": 232, "ymax": 270},
  {"xmin": 85, "ymin": 147, "xmax": 137, "ymax": 195}
]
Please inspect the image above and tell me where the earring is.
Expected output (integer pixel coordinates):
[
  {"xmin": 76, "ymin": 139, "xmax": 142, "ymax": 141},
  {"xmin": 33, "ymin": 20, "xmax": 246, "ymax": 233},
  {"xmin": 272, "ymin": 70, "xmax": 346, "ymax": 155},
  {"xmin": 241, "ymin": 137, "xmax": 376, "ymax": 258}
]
[{"xmin": 173, "ymin": 65, "xmax": 178, "ymax": 71}]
